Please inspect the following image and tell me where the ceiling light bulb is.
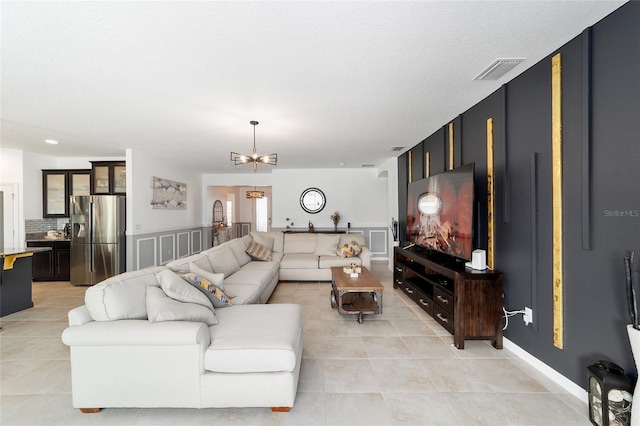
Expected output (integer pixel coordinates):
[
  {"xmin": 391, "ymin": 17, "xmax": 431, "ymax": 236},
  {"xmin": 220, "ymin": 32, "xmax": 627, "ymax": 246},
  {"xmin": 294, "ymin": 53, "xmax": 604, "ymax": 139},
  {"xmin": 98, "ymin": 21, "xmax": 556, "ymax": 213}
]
[
  {"xmin": 45, "ymin": 139, "xmax": 59, "ymax": 145},
  {"xmin": 262, "ymin": 155, "xmax": 269, "ymax": 163},
  {"xmin": 253, "ymin": 153, "xmax": 258, "ymax": 160},
  {"xmin": 241, "ymin": 155, "xmax": 247, "ymax": 162}
]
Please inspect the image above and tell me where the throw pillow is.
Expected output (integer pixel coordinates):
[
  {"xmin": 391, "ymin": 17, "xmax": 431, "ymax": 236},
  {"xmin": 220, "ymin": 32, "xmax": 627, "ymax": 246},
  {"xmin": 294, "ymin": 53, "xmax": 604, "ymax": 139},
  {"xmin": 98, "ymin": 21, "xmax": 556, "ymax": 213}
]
[
  {"xmin": 179, "ymin": 272, "xmax": 233, "ymax": 308},
  {"xmin": 336, "ymin": 240, "xmax": 363, "ymax": 258},
  {"xmin": 189, "ymin": 262, "xmax": 237, "ymax": 299},
  {"xmin": 155, "ymin": 269, "xmax": 214, "ymax": 311},
  {"xmin": 146, "ymin": 286, "xmax": 218, "ymax": 325},
  {"xmin": 314, "ymin": 234, "xmax": 342, "ymax": 256},
  {"xmin": 246, "ymin": 241, "xmax": 273, "ymax": 261}
]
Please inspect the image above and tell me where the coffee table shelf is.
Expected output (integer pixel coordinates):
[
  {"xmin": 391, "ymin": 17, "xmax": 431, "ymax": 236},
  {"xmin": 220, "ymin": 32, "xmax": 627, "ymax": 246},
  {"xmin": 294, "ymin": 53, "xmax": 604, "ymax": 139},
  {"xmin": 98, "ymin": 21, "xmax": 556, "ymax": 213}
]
[{"xmin": 330, "ymin": 266, "xmax": 383, "ymax": 323}]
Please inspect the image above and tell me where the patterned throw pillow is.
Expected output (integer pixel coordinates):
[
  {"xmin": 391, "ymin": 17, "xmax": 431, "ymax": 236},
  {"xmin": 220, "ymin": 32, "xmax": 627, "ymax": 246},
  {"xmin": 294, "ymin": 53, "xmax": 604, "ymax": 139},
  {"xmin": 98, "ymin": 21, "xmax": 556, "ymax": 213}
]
[
  {"xmin": 246, "ymin": 241, "xmax": 273, "ymax": 261},
  {"xmin": 179, "ymin": 273, "xmax": 232, "ymax": 308},
  {"xmin": 336, "ymin": 241, "xmax": 362, "ymax": 258}
]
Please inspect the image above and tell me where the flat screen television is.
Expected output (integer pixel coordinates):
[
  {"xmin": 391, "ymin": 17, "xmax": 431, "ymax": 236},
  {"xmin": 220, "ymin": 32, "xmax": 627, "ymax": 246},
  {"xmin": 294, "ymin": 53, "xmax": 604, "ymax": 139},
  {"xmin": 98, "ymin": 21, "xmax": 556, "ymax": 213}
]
[{"xmin": 406, "ymin": 163, "xmax": 475, "ymax": 261}]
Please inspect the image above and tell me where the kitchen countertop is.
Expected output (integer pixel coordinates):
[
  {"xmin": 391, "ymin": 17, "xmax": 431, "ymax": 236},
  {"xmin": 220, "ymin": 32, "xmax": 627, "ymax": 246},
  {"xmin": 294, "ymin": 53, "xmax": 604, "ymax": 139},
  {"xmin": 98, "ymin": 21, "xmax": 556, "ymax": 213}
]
[
  {"xmin": 26, "ymin": 238, "xmax": 71, "ymax": 242},
  {"xmin": 1, "ymin": 247, "xmax": 53, "ymax": 257}
]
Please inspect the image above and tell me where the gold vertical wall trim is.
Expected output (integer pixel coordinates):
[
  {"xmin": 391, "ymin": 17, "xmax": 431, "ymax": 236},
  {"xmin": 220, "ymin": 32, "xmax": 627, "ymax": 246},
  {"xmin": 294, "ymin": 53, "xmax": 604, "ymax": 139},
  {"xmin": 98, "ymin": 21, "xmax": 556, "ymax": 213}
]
[
  {"xmin": 448, "ymin": 123, "xmax": 454, "ymax": 170},
  {"xmin": 552, "ymin": 53, "xmax": 564, "ymax": 350},
  {"xmin": 486, "ymin": 118, "xmax": 495, "ymax": 270},
  {"xmin": 425, "ymin": 152, "xmax": 430, "ymax": 177},
  {"xmin": 408, "ymin": 150, "xmax": 413, "ymax": 183}
]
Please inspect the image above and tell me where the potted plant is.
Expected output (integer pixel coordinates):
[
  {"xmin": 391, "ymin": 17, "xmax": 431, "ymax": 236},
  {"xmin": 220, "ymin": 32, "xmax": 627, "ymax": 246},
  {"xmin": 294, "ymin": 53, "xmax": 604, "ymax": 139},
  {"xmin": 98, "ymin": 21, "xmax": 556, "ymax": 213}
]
[{"xmin": 330, "ymin": 211, "xmax": 340, "ymax": 232}]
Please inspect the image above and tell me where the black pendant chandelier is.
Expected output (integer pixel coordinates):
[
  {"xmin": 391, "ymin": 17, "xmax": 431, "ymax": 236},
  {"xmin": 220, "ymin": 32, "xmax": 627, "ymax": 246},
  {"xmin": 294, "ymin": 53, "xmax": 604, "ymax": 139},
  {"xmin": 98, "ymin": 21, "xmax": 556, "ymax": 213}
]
[{"xmin": 230, "ymin": 121, "xmax": 278, "ymax": 171}]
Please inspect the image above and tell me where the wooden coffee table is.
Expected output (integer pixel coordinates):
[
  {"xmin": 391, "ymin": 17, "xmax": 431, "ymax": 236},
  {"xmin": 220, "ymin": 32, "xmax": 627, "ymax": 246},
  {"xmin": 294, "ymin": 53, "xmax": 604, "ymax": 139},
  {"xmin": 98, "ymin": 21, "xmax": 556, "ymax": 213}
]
[{"xmin": 330, "ymin": 266, "xmax": 384, "ymax": 323}]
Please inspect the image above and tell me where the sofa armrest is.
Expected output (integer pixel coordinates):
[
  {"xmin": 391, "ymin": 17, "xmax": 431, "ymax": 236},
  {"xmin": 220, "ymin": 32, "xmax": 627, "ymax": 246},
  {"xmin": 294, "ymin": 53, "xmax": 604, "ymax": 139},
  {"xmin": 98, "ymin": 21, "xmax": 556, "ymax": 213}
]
[
  {"xmin": 62, "ymin": 319, "xmax": 211, "ymax": 347},
  {"xmin": 359, "ymin": 247, "xmax": 372, "ymax": 270},
  {"xmin": 68, "ymin": 305, "xmax": 93, "ymax": 326}
]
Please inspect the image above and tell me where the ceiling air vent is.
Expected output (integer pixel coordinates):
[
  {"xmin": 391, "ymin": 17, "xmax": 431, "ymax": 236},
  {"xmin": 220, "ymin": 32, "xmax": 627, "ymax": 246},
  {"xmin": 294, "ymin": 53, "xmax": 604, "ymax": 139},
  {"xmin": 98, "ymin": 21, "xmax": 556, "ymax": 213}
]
[
  {"xmin": 389, "ymin": 146, "xmax": 405, "ymax": 152},
  {"xmin": 361, "ymin": 164, "xmax": 375, "ymax": 168},
  {"xmin": 473, "ymin": 58, "xmax": 524, "ymax": 81}
]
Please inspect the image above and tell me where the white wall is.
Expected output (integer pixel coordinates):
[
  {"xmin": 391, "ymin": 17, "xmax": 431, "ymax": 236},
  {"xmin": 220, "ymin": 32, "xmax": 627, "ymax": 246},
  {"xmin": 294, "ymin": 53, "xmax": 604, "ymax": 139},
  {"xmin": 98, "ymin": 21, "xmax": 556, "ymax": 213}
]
[
  {"xmin": 378, "ymin": 157, "xmax": 399, "ymax": 268},
  {"xmin": 127, "ymin": 149, "xmax": 203, "ymax": 234},
  {"xmin": 202, "ymin": 168, "xmax": 389, "ymax": 231},
  {"xmin": 0, "ymin": 148, "xmax": 26, "ymax": 244},
  {"xmin": 270, "ymin": 168, "xmax": 387, "ymax": 229}
]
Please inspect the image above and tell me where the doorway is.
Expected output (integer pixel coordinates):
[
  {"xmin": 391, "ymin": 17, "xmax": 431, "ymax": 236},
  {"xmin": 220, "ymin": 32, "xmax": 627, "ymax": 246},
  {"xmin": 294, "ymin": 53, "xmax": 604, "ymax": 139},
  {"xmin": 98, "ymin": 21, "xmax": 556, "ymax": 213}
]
[
  {"xmin": 1, "ymin": 183, "xmax": 19, "ymax": 249},
  {"xmin": 207, "ymin": 185, "xmax": 272, "ymax": 236}
]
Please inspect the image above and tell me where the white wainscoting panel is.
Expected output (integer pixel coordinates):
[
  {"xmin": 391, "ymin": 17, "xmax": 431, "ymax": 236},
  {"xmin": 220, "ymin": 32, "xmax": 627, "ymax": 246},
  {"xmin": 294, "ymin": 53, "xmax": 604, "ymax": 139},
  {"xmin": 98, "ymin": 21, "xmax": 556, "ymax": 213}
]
[
  {"xmin": 137, "ymin": 237, "xmax": 157, "ymax": 270},
  {"xmin": 368, "ymin": 230, "xmax": 388, "ymax": 256},
  {"xmin": 177, "ymin": 232, "xmax": 190, "ymax": 258},
  {"xmin": 160, "ymin": 234, "xmax": 176, "ymax": 265},
  {"xmin": 191, "ymin": 230, "xmax": 202, "ymax": 253}
]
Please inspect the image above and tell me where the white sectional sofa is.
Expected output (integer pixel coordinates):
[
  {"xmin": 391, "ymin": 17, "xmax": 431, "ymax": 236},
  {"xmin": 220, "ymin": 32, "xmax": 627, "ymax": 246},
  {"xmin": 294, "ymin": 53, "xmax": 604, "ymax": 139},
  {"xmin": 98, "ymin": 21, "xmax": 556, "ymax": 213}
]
[
  {"xmin": 61, "ymin": 231, "xmax": 370, "ymax": 412},
  {"xmin": 251, "ymin": 231, "xmax": 372, "ymax": 281}
]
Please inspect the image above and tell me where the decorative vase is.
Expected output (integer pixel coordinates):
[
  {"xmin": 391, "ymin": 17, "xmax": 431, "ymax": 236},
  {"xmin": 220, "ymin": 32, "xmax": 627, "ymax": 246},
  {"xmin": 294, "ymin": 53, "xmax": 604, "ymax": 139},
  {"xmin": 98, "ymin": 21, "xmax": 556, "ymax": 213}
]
[{"xmin": 627, "ymin": 324, "xmax": 640, "ymax": 426}]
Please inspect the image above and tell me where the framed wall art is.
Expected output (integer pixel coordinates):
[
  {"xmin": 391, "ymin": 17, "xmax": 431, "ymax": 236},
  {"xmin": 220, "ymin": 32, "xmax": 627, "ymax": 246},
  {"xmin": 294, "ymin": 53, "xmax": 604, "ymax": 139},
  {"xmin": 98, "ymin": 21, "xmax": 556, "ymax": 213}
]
[{"xmin": 151, "ymin": 176, "xmax": 187, "ymax": 210}]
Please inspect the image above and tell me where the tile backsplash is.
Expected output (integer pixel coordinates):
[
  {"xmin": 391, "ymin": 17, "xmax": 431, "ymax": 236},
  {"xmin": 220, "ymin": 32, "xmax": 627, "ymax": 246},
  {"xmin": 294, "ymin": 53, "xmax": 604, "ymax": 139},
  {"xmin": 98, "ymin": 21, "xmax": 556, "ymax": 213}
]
[{"xmin": 25, "ymin": 218, "xmax": 69, "ymax": 239}]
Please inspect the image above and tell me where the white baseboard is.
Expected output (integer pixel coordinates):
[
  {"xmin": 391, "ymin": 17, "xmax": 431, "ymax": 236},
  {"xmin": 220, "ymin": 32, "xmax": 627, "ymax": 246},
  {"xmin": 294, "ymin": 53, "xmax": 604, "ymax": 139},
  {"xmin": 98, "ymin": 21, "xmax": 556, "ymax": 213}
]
[{"xmin": 503, "ymin": 337, "xmax": 588, "ymax": 404}]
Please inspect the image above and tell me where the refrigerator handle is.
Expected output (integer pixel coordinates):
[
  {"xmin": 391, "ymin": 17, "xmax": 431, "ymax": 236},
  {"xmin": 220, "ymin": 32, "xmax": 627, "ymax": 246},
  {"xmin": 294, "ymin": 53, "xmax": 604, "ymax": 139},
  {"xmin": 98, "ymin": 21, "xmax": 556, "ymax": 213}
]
[{"xmin": 90, "ymin": 197, "xmax": 95, "ymax": 272}]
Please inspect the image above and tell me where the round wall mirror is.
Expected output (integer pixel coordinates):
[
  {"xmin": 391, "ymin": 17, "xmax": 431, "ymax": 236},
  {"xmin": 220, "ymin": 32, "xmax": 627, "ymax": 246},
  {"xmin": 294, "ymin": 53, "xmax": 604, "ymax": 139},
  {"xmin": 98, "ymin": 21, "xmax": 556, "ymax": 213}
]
[
  {"xmin": 418, "ymin": 193, "xmax": 441, "ymax": 215},
  {"xmin": 213, "ymin": 200, "xmax": 223, "ymax": 222},
  {"xmin": 300, "ymin": 188, "xmax": 326, "ymax": 214}
]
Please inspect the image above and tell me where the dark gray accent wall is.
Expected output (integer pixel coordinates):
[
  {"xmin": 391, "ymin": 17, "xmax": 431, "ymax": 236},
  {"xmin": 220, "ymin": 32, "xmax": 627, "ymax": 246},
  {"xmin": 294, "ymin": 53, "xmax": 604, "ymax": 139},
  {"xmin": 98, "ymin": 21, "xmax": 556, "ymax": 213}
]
[{"xmin": 397, "ymin": 1, "xmax": 640, "ymax": 388}]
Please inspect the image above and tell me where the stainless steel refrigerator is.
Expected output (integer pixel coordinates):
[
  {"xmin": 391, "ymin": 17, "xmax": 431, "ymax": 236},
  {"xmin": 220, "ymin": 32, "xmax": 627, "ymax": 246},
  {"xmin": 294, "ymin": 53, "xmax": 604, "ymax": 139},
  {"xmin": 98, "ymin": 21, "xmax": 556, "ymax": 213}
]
[{"xmin": 70, "ymin": 195, "xmax": 125, "ymax": 286}]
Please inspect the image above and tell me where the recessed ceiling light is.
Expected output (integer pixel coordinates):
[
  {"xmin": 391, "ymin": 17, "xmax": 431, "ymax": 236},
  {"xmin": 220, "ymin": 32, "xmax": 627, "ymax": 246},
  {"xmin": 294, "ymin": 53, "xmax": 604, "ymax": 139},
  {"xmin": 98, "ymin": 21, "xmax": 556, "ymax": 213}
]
[
  {"xmin": 45, "ymin": 139, "xmax": 59, "ymax": 145},
  {"xmin": 340, "ymin": 162, "xmax": 345, "ymax": 166}
]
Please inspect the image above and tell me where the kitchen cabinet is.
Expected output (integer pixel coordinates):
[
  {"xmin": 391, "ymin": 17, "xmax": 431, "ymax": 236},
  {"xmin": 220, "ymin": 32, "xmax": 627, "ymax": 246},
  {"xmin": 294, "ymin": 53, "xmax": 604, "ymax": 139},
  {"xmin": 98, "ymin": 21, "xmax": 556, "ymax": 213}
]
[
  {"xmin": 42, "ymin": 169, "xmax": 91, "ymax": 218},
  {"xmin": 26, "ymin": 240, "xmax": 71, "ymax": 281},
  {"xmin": 91, "ymin": 161, "xmax": 126, "ymax": 195}
]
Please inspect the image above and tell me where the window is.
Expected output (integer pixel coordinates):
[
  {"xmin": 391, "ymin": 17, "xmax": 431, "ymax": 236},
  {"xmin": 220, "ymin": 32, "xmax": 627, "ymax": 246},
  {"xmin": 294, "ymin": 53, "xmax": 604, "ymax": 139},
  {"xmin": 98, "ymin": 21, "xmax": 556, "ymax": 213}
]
[
  {"xmin": 256, "ymin": 197, "xmax": 268, "ymax": 232},
  {"xmin": 226, "ymin": 200, "xmax": 233, "ymax": 227}
]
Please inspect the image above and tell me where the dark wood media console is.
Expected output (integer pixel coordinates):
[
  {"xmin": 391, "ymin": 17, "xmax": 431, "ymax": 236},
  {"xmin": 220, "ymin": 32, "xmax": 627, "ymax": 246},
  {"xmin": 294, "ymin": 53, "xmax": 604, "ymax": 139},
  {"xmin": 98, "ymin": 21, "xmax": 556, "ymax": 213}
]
[{"xmin": 394, "ymin": 246, "xmax": 504, "ymax": 349}]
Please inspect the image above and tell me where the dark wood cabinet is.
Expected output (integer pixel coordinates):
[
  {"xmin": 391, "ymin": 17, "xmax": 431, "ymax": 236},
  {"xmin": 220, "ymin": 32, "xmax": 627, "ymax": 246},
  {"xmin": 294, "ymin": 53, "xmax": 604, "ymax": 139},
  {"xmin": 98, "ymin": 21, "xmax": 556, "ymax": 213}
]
[
  {"xmin": 26, "ymin": 240, "xmax": 70, "ymax": 281},
  {"xmin": 394, "ymin": 246, "xmax": 503, "ymax": 349},
  {"xmin": 42, "ymin": 169, "xmax": 90, "ymax": 218},
  {"xmin": 91, "ymin": 161, "xmax": 126, "ymax": 195}
]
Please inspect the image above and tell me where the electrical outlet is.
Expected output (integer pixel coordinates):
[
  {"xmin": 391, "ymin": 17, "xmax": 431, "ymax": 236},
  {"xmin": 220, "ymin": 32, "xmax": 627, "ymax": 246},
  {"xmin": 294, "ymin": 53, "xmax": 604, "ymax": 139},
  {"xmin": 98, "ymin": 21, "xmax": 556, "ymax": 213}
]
[{"xmin": 523, "ymin": 307, "xmax": 533, "ymax": 326}]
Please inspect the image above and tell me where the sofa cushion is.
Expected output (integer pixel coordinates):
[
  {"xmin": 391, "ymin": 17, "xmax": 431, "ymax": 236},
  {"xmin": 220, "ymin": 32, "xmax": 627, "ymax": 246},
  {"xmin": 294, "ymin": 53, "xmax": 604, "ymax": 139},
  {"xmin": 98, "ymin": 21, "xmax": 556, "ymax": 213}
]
[
  {"xmin": 284, "ymin": 233, "xmax": 317, "ymax": 254},
  {"xmin": 205, "ymin": 304, "xmax": 303, "ymax": 373},
  {"xmin": 280, "ymin": 254, "xmax": 319, "ymax": 269},
  {"xmin": 146, "ymin": 286, "xmax": 218, "ymax": 326},
  {"xmin": 85, "ymin": 266, "xmax": 166, "ymax": 321},
  {"xmin": 156, "ymin": 269, "xmax": 215, "ymax": 310},
  {"xmin": 319, "ymin": 255, "xmax": 363, "ymax": 268},
  {"xmin": 240, "ymin": 260, "xmax": 281, "ymax": 270},
  {"xmin": 207, "ymin": 246, "xmax": 241, "ymax": 277},
  {"xmin": 179, "ymin": 272, "xmax": 233, "ymax": 308},
  {"xmin": 251, "ymin": 231, "xmax": 285, "ymax": 253},
  {"xmin": 221, "ymin": 283, "xmax": 261, "ymax": 305},
  {"xmin": 337, "ymin": 241, "xmax": 362, "ymax": 258},
  {"xmin": 166, "ymin": 252, "xmax": 212, "ymax": 274},
  {"xmin": 224, "ymin": 267, "xmax": 278, "ymax": 289},
  {"xmin": 246, "ymin": 241, "xmax": 273, "ymax": 261},
  {"xmin": 229, "ymin": 238, "xmax": 252, "ymax": 267},
  {"xmin": 250, "ymin": 232, "xmax": 274, "ymax": 250},
  {"xmin": 313, "ymin": 234, "xmax": 341, "ymax": 256}
]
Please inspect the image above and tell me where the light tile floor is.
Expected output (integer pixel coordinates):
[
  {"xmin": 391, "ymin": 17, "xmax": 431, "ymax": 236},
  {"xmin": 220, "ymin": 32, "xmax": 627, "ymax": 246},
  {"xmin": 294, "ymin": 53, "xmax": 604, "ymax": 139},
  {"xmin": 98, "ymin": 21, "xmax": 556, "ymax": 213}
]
[{"xmin": 0, "ymin": 261, "xmax": 591, "ymax": 425}]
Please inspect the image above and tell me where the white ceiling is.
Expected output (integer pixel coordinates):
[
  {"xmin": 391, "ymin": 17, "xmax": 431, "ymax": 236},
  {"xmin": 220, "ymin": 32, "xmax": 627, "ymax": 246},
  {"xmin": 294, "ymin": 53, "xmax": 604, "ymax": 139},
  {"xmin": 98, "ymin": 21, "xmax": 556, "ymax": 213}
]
[{"xmin": 1, "ymin": 1, "xmax": 625, "ymax": 173}]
